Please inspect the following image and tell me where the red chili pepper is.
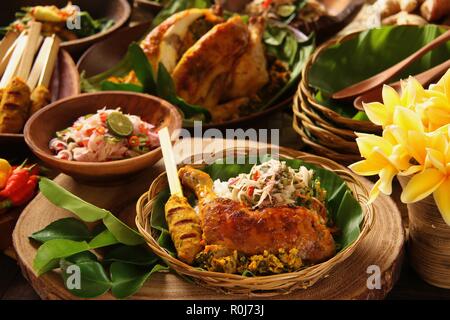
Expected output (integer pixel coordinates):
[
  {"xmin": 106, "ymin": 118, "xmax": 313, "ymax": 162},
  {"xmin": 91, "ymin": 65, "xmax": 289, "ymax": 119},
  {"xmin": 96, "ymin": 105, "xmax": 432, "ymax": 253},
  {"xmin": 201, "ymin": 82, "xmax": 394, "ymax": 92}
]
[
  {"xmin": 248, "ymin": 186, "xmax": 255, "ymax": 197},
  {"xmin": 96, "ymin": 126, "xmax": 106, "ymax": 135},
  {"xmin": 0, "ymin": 163, "xmax": 31, "ymax": 199},
  {"xmin": 100, "ymin": 112, "xmax": 107, "ymax": 122},
  {"xmin": 262, "ymin": 0, "xmax": 273, "ymax": 8},
  {"xmin": 252, "ymin": 170, "xmax": 260, "ymax": 181},
  {"xmin": 0, "ymin": 175, "xmax": 39, "ymax": 209},
  {"xmin": 128, "ymin": 136, "xmax": 140, "ymax": 147}
]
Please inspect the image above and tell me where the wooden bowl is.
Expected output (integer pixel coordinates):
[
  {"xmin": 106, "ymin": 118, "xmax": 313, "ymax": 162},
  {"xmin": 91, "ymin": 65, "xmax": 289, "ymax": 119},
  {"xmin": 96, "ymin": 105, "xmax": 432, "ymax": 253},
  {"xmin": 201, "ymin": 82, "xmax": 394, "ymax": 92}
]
[
  {"xmin": 0, "ymin": 49, "xmax": 80, "ymax": 143},
  {"xmin": 77, "ymin": 22, "xmax": 295, "ymax": 129},
  {"xmin": 0, "ymin": 0, "xmax": 131, "ymax": 57},
  {"xmin": 24, "ymin": 91, "xmax": 182, "ymax": 182}
]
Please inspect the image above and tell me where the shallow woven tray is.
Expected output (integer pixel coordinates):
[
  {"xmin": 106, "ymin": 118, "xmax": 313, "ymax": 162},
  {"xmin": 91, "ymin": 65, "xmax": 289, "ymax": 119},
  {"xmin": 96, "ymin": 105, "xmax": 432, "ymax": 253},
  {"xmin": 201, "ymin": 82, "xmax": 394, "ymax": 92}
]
[
  {"xmin": 300, "ymin": 32, "xmax": 382, "ymax": 134},
  {"xmin": 293, "ymin": 95, "xmax": 360, "ymax": 154},
  {"xmin": 135, "ymin": 148, "xmax": 373, "ymax": 296},
  {"xmin": 297, "ymin": 89, "xmax": 357, "ymax": 140}
]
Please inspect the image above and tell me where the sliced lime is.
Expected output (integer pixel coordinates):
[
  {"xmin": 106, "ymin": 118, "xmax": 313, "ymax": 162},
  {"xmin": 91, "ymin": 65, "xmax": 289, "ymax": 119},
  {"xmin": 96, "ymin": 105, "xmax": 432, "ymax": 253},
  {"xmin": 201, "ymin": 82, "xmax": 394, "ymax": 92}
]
[
  {"xmin": 276, "ymin": 4, "xmax": 296, "ymax": 17},
  {"xmin": 106, "ymin": 112, "xmax": 133, "ymax": 137}
]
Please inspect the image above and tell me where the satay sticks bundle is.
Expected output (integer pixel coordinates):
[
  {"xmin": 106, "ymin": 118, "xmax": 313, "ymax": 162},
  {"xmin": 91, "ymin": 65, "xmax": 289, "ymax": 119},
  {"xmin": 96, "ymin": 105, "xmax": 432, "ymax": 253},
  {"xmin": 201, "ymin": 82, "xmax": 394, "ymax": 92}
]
[{"xmin": 0, "ymin": 22, "xmax": 60, "ymax": 134}]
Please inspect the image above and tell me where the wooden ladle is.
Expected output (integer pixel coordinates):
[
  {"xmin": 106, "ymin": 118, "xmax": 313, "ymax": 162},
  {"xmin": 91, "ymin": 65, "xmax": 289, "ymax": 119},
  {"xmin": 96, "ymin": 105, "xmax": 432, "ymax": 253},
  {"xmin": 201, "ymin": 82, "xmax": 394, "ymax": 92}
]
[
  {"xmin": 353, "ymin": 59, "xmax": 450, "ymax": 111},
  {"xmin": 332, "ymin": 29, "xmax": 450, "ymax": 100}
]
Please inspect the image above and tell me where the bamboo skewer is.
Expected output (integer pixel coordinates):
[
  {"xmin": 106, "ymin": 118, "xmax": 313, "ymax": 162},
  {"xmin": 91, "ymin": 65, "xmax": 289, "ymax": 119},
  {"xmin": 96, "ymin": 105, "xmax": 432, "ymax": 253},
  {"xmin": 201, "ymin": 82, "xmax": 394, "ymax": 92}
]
[
  {"xmin": 0, "ymin": 34, "xmax": 28, "ymax": 88},
  {"xmin": 0, "ymin": 32, "xmax": 20, "ymax": 77},
  {"xmin": 27, "ymin": 35, "xmax": 60, "ymax": 91},
  {"xmin": 16, "ymin": 22, "xmax": 42, "ymax": 81},
  {"xmin": 38, "ymin": 35, "xmax": 60, "ymax": 89},
  {"xmin": 158, "ymin": 127, "xmax": 183, "ymax": 197}
]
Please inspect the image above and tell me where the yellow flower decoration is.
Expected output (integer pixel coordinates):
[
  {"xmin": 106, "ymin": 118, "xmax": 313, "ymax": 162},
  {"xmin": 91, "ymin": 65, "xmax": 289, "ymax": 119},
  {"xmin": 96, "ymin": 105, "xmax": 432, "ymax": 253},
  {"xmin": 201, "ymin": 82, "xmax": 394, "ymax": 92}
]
[{"xmin": 350, "ymin": 71, "xmax": 450, "ymax": 225}]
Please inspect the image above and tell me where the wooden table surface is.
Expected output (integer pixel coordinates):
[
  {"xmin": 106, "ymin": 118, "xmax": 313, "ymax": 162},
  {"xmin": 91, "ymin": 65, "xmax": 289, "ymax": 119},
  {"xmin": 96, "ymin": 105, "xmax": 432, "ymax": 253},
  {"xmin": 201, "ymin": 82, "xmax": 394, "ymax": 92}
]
[{"xmin": 2, "ymin": 0, "xmax": 450, "ymax": 300}]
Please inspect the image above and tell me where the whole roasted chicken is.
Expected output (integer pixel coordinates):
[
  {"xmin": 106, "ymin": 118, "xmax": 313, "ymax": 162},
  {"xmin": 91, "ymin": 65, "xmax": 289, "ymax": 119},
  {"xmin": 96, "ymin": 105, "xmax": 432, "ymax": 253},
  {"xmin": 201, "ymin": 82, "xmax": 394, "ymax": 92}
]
[
  {"xmin": 165, "ymin": 165, "xmax": 336, "ymax": 274},
  {"xmin": 137, "ymin": 9, "xmax": 271, "ymax": 122}
]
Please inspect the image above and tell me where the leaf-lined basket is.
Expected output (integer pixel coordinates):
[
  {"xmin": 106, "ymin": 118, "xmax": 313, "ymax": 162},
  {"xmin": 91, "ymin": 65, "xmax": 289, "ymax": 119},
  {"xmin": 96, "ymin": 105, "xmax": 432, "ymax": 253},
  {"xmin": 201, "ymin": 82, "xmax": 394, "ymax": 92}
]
[{"xmin": 135, "ymin": 148, "xmax": 374, "ymax": 296}]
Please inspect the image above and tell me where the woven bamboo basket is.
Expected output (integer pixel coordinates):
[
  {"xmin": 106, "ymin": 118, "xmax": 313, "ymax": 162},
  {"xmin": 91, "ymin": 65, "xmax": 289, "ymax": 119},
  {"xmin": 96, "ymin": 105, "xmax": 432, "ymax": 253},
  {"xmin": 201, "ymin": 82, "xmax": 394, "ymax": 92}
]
[
  {"xmin": 398, "ymin": 176, "xmax": 450, "ymax": 289},
  {"xmin": 299, "ymin": 93, "xmax": 357, "ymax": 140},
  {"xmin": 293, "ymin": 94, "xmax": 362, "ymax": 166},
  {"xmin": 293, "ymin": 94, "xmax": 360, "ymax": 154},
  {"xmin": 299, "ymin": 31, "xmax": 382, "ymax": 134},
  {"xmin": 135, "ymin": 148, "xmax": 374, "ymax": 296}
]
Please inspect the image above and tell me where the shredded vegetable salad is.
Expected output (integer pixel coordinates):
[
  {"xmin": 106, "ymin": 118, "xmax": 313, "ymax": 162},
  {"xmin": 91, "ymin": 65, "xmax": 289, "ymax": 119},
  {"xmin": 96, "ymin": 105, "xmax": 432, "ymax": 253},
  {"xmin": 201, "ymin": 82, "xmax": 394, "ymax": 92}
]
[
  {"xmin": 49, "ymin": 108, "xmax": 159, "ymax": 162},
  {"xmin": 213, "ymin": 159, "xmax": 326, "ymax": 210}
]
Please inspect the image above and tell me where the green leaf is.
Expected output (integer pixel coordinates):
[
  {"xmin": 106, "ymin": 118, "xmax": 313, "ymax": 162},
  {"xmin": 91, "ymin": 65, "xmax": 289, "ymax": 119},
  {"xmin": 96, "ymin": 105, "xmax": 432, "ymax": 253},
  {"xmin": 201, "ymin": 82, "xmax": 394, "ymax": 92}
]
[
  {"xmin": 29, "ymin": 218, "xmax": 92, "ymax": 243},
  {"xmin": 100, "ymin": 81, "xmax": 144, "ymax": 93},
  {"xmin": 88, "ymin": 229, "xmax": 119, "ymax": 249},
  {"xmin": 128, "ymin": 42, "xmax": 157, "ymax": 93},
  {"xmin": 103, "ymin": 214, "xmax": 144, "ymax": 246},
  {"xmin": 33, "ymin": 239, "xmax": 91, "ymax": 276},
  {"xmin": 262, "ymin": 23, "xmax": 315, "ymax": 110},
  {"xmin": 110, "ymin": 263, "xmax": 168, "ymax": 299},
  {"xmin": 308, "ymin": 25, "xmax": 450, "ymax": 118},
  {"xmin": 39, "ymin": 178, "xmax": 109, "ymax": 222},
  {"xmin": 103, "ymin": 245, "xmax": 160, "ymax": 265},
  {"xmin": 156, "ymin": 63, "xmax": 211, "ymax": 121},
  {"xmin": 38, "ymin": 178, "xmax": 143, "ymax": 246},
  {"xmin": 60, "ymin": 258, "xmax": 111, "ymax": 298},
  {"xmin": 152, "ymin": 0, "xmax": 212, "ymax": 27}
]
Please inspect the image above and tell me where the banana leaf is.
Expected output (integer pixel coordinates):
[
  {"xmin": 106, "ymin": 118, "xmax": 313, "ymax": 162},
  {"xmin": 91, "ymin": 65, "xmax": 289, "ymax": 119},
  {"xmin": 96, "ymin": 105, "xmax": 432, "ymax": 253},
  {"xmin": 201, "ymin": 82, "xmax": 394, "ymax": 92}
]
[
  {"xmin": 307, "ymin": 25, "xmax": 450, "ymax": 119},
  {"xmin": 151, "ymin": 156, "xmax": 363, "ymax": 266}
]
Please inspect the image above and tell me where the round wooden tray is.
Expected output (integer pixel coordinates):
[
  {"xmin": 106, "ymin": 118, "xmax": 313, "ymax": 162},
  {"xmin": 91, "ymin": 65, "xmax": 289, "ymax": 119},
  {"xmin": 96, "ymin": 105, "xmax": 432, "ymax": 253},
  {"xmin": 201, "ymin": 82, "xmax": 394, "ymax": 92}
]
[{"xmin": 12, "ymin": 139, "xmax": 405, "ymax": 300}]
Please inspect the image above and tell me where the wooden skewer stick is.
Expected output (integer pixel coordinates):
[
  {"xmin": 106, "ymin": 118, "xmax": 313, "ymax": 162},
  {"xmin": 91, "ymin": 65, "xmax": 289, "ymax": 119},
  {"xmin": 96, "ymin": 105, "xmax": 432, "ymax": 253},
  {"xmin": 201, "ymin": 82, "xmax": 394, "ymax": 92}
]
[
  {"xmin": 0, "ymin": 34, "xmax": 28, "ymax": 88},
  {"xmin": 38, "ymin": 35, "xmax": 60, "ymax": 89},
  {"xmin": 158, "ymin": 127, "xmax": 183, "ymax": 197},
  {"xmin": 0, "ymin": 32, "xmax": 19, "ymax": 77},
  {"xmin": 27, "ymin": 36, "xmax": 53, "ymax": 91},
  {"xmin": 16, "ymin": 22, "xmax": 42, "ymax": 81}
]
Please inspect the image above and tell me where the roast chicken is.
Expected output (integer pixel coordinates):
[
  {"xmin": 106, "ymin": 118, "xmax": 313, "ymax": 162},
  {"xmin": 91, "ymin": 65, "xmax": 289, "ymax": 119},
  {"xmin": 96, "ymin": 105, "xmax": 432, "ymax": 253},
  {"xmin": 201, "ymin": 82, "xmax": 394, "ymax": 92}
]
[
  {"xmin": 136, "ymin": 9, "xmax": 271, "ymax": 122},
  {"xmin": 166, "ymin": 166, "xmax": 336, "ymax": 268}
]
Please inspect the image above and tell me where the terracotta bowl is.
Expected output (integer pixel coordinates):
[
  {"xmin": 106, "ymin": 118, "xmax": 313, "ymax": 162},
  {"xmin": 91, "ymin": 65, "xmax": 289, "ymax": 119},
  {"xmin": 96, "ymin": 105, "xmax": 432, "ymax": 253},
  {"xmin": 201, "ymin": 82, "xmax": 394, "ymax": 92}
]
[
  {"xmin": 0, "ymin": 0, "xmax": 131, "ymax": 57},
  {"xmin": 24, "ymin": 91, "xmax": 182, "ymax": 182}
]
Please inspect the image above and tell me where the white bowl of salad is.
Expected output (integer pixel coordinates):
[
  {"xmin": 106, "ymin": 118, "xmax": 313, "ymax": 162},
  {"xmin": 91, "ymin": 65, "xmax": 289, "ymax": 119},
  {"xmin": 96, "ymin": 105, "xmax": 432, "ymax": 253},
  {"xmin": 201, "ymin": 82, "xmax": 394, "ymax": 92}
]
[{"xmin": 24, "ymin": 91, "xmax": 182, "ymax": 181}]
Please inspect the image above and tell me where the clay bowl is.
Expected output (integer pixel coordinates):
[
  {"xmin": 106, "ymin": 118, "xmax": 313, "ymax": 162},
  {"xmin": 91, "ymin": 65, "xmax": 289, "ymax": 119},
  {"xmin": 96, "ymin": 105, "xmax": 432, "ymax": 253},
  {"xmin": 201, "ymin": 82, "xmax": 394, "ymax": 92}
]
[
  {"xmin": 24, "ymin": 91, "xmax": 182, "ymax": 182},
  {"xmin": 0, "ymin": 49, "xmax": 80, "ymax": 143},
  {"xmin": 77, "ymin": 22, "xmax": 292, "ymax": 129},
  {"xmin": 0, "ymin": 0, "xmax": 131, "ymax": 57}
]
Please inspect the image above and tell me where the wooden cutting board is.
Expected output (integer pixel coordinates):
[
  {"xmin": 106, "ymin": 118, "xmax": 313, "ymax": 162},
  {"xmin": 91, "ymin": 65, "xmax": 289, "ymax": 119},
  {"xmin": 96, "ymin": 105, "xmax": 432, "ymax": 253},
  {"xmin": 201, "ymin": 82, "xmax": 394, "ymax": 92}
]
[{"xmin": 12, "ymin": 138, "xmax": 405, "ymax": 300}]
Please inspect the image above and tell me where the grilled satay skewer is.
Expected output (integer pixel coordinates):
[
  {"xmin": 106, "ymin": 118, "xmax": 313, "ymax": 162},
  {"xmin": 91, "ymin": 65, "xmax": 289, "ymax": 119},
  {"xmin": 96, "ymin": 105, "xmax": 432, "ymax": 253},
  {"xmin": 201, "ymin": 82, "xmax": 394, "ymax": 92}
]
[
  {"xmin": 0, "ymin": 22, "xmax": 41, "ymax": 133},
  {"xmin": 159, "ymin": 127, "xmax": 204, "ymax": 264}
]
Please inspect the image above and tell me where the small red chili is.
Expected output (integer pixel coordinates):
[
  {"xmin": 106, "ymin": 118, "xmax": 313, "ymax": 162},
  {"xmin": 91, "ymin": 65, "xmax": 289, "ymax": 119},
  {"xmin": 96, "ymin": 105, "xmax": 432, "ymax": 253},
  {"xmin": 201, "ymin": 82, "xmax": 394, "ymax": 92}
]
[
  {"xmin": 262, "ymin": 0, "xmax": 273, "ymax": 8},
  {"xmin": 96, "ymin": 126, "xmax": 106, "ymax": 135},
  {"xmin": 128, "ymin": 136, "xmax": 140, "ymax": 147},
  {"xmin": 100, "ymin": 112, "xmax": 107, "ymax": 122},
  {"xmin": 252, "ymin": 170, "xmax": 260, "ymax": 181},
  {"xmin": 247, "ymin": 186, "xmax": 255, "ymax": 197},
  {"xmin": 0, "ymin": 161, "xmax": 30, "ymax": 199}
]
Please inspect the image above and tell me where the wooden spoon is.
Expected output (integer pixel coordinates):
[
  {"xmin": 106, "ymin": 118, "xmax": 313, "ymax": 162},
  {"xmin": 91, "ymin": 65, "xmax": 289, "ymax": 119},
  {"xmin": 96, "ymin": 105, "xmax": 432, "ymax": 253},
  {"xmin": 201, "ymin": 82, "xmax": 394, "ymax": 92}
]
[
  {"xmin": 353, "ymin": 59, "xmax": 450, "ymax": 111},
  {"xmin": 332, "ymin": 29, "xmax": 450, "ymax": 100}
]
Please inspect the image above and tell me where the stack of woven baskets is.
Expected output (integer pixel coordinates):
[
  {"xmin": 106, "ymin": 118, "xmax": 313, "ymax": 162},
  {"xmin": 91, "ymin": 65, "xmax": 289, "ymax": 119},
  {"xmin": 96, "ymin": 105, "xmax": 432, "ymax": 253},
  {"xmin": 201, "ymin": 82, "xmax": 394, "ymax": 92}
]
[{"xmin": 292, "ymin": 35, "xmax": 382, "ymax": 166}]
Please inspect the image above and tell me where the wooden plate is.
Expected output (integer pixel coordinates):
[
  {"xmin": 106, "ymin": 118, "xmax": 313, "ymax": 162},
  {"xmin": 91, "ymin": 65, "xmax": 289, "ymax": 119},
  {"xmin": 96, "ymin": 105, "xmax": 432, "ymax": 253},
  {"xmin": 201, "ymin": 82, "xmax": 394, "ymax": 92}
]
[
  {"xmin": 0, "ymin": 49, "xmax": 80, "ymax": 143},
  {"xmin": 77, "ymin": 22, "xmax": 294, "ymax": 129},
  {"xmin": 0, "ymin": 0, "xmax": 131, "ymax": 57},
  {"xmin": 13, "ymin": 138, "xmax": 405, "ymax": 300}
]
